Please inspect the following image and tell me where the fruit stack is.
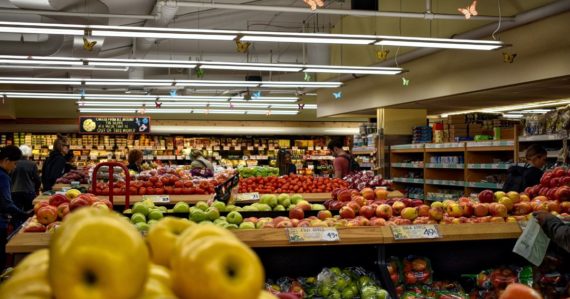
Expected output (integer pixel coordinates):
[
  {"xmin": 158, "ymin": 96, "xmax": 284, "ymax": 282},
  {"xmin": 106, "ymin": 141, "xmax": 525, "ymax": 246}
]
[
  {"xmin": 266, "ymin": 267, "xmax": 389, "ymax": 299},
  {"xmin": 24, "ymin": 189, "xmax": 112, "ymax": 233},
  {"xmin": 55, "ymin": 169, "xmax": 89, "ymax": 184},
  {"xmin": 238, "ymin": 166, "xmax": 280, "ymax": 178},
  {"xmin": 238, "ymin": 174, "xmax": 349, "ymax": 194},
  {"xmin": 2, "ymin": 207, "xmax": 276, "ymax": 299}
]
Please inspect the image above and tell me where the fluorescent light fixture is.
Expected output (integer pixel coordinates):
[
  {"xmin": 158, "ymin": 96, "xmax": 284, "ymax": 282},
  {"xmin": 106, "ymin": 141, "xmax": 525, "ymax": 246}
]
[
  {"xmin": 78, "ymin": 101, "xmax": 317, "ymax": 110},
  {"xmin": 502, "ymin": 114, "xmax": 524, "ymax": 119},
  {"xmin": 303, "ymin": 66, "xmax": 403, "ymax": 75},
  {"xmin": 437, "ymin": 98, "xmax": 570, "ymax": 118},
  {"xmin": 89, "ymin": 62, "xmax": 196, "ymax": 69},
  {"xmin": 77, "ymin": 108, "xmax": 300, "ymax": 115},
  {"xmin": 0, "ymin": 21, "xmax": 507, "ymax": 51},
  {"xmin": 0, "ymin": 65, "xmax": 127, "ymax": 71}
]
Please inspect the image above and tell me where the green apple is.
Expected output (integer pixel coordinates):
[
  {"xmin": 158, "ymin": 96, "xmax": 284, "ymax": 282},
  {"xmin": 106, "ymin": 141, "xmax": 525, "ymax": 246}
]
[
  {"xmin": 157, "ymin": 206, "xmax": 167, "ymax": 212},
  {"xmin": 166, "ymin": 209, "xmax": 174, "ymax": 213},
  {"xmin": 131, "ymin": 212, "xmax": 146, "ymax": 224},
  {"xmin": 278, "ymin": 197, "xmax": 291, "ymax": 208},
  {"xmin": 358, "ymin": 276, "xmax": 373, "ymax": 288},
  {"xmin": 311, "ymin": 204, "xmax": 326, "ymax": 211},
  {"xmin": 287, "ymin": 204, "xmax": 297, "ymax": 211},
  {"xmin": 123, "ymin": 209, "xmax": 132, "ymax": 214},
  {"xmin": 147, "ymin": 219, "xmax": 158, "ymax": 226},
  {"xmin": 273, "ymin": 205, "xmax": 286, "ymax": 211},
  {"xmin": 211, "ymin": 201, "xmax": 226, "ymax": 212},
  {"xmin": 223, "ymin": 223, "xmax": 239, "ymax": 230},
  {"xmin": 376, "ymin": 289, "xmax": 388, "ymax": 299},
  {"xmin": 172, "ymin": 202, "xmax": 190, "ymax": 213},
  {"xmin": 360, "ymin": 286, "xmax": 377, "ymax": 299},
  {"xmin": 134, "ymin": 221, "xmax": 150, "ymax": 232},
  {"xmin": 225, "ymin": 204, "xmax": 237, "ymax": 211},
  {"xmin": 318, "ymin": 285, "xmax": 331, "ymax": 297},
  {"xmin": 148, "ymin": 209, "xmax": 164, "ymax": 221},
  {"xmin": 341, "ymin": 288, "xmax": 355, "ymax": 299},
  {"xmin": 243, "ymin": 205, "xmax": 258, "ymax": 212},
  {"xmin": 205, "ymin": 207, "xmax": 220, "ymax": 221},
  {"xmin": 291, "ymin": 194, "xmax": 303, "ymax": 204},
  {"xmin": 329, "ymin": 289, "xmax": 341, "ymax": 299},
  {"xmin": 132, "ymin": 203, "xmax": 149, "ymax": 216},
  {"xmin": 278, "ymin": 193, "xmax": 290, "ymax": 204},
  {"xmin": 195, "ymin": 201, "xmax": 209, "ymax": 211},
  {"xmin": 239, "ymin": 222, "xmax": 256, "ymax": 229},
  {"xmin": 256, "ymin": 203, "xmax": 272, "ymax": 212},
  {"xmin": 190, "ymin": 209, "xmax": 207, "ymax": 223},
  {"xmin": 213, "ymin": 218, "xmax": 227, "ymax": 225},
  {"xmin": 199, "ymin": 220, "xmax": 213, "ymax": 225},
  {"xmin": 266, "ymin": 195, "xmax": 278, "ymax": 208},
  {"xmin": 260, "ymin": 194, "xmax": 272, "ymax": 205},
  {"xmin": 226, "ymin": 211, "xmax": 243, "ymax": 225},
  {"xmin": 189, "ymin": 207, "xmax": 200, "ymax": 214},
  {"xmin": 335, "ymin": 276, "xmax": 348, "ymax": 290}
]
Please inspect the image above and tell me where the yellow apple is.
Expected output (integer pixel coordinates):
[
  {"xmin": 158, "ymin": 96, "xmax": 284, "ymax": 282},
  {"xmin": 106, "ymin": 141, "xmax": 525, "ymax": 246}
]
[
  {"xmin": 499, "ymin": 197, "xmax": 514, "ymax": 211},
  {"xmin": 506, "ymin": 191, "xmax": 520, "ymax": 204},
  {"xmin": 0, "ymin": 260, "xmax": 51, "ymax": 298},
  {"xmin": 149, "ymin": 263, "xmax": 172, "ymax": 290},
  {"xmin": 147, "ymin": 217, "xmax": 194, "ymax": 268},
  {"xmin": 138, "ymin": 275, "xmax": 178, "ymax": 299},
  {"xmin": 430, "ymin": 201, "xmax": 443, "ymax": 209},
  {"xmin": 12, "ymin": 248, "xmax": 49, "ymax": 276},
  {"xmin": 171, "ymin": 236, "xmax": 264, "ymax": 299},
  {"xmin": 494, "ymin": 191, "xmax": 506, "ymax": 202},
  {"xmin": 258, "ymin": 290, "xmax": 279, "ymax": 299},
  {"xmin": 49, "ymin": 208, "xmax": 149, "ymax": 299},
  {"xmin": 174, "ymin": 223, "xmax": 235, "ymax": 258}
]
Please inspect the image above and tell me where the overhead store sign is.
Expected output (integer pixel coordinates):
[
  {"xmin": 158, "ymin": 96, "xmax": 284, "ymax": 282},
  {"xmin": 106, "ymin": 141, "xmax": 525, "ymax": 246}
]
[{"xmin": 79, "ymin": 116, "xmax": 151, "ymax": 134}]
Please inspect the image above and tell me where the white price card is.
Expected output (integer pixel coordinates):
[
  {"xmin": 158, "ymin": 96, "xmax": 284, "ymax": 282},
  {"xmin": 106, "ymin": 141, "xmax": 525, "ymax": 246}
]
[
  {"xmin": 142, "ymin": 195, "xmax": 170, "ymax": 204},
  {"xmin": 292, "ymin": 146, "xmax": 298, "ymax": 150},
  {"xmin": 315, "ymin": 146, "xmax": 322, "ymax": 150},
  {"xmin": 391, "ymin": 224, "xmax": 441, "ymax": 240},
  {"xmin": 214, "ymin": 146, "xmax": 220, "ymax": 151},
  {"xmin": 286, "ymin": 227, "xmax": 340, "ymax": 243},
  {"xmin": 235, "ymin": 146, "xmax": 241, "ymax": 150},
  {"xmin": 247, "ymin": 146, "xmax": 254, "ymax": 151},
  {"xmin": 236, "ymin": 192, "xmax": 260, "ymax": 202},
  {"xmin": 223, "ymin": 146, "xmax": 230, "ymax": 151}
]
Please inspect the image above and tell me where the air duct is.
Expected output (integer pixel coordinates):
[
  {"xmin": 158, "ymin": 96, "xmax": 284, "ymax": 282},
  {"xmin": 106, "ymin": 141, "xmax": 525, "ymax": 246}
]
[{"xmin": 133, "ymin": 0, "xmax": 178, "ymax": 59}]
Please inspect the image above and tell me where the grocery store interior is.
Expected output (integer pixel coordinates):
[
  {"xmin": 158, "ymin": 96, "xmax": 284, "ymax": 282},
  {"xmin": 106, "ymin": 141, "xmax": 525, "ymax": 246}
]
[{"xmin": 0, "ymin": 0, "xmax": 569, "ymax": 298}]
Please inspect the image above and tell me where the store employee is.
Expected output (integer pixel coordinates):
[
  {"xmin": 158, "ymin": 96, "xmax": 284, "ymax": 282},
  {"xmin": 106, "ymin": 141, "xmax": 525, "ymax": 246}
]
[{"xmin": 127, "ymin": 149, "xmax": 144, "ymax": 173}]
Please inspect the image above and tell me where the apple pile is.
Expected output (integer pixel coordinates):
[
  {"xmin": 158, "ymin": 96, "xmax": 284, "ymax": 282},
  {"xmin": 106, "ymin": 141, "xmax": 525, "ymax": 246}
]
[
  {"xmin": 478, "ymin": 189, "xmax": 570, "ymax": 219},
  {"xmin": 2, "ymin": 207, "xmax": 275, "ymax": 299},
  {"xmin": 55, "ymin": 169, "xmax": 89, "ymax": 185},
  {"xmin": 343, "ymin": 170, "xmax": 391, "ymax": 190},
  {"xmin": 24, "ymin": 189, "xmax": 112, "ymax": 233},
  {"xmin": 524, "ymin": 166, "xmax": 570, "ymax": 201},
  {"xmin": 238, "ymin": 174, "xmax": 348, "ymax": 194}
]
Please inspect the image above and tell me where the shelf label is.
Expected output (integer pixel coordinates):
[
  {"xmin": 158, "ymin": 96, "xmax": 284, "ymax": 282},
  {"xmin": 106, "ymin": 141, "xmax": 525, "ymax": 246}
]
[
  {"xmin": 214, "ymin": 146, "xmax": 220, "ymax": 151},
  {"xmin": 142, "ymin": 195, "xmax": 170, "ymax": 203},
  {"xmin": 391, "ymin": 224, "xmax": 441, "ymax": 240},
  {"xmin": 308, "ymin": 146, "xmax": 314, "ymax": 150},
  {"xmin": 236, "ymin": 192, "xmax": 260, "ymax": 202},
  {"xmin": 286, "ymin": 227, "xmax": 340, "ymax": 243},
  {"xmin": 315, "ymin": 146, "xmax": 322, "ymax": 150},
  {"xmin": 292, "ymin": 146, "xmax": 298, "ymax": 150},
  {"xmin": 235, "ymin": 146, "xmax": 241, "ymax": 150},
  {"xmin": 247, "ymin": 146, "xmax": 254, "ymax": 151},
  {"xmin": 223, "ymin": 146, "xmax": 230, "ymax": 150}
]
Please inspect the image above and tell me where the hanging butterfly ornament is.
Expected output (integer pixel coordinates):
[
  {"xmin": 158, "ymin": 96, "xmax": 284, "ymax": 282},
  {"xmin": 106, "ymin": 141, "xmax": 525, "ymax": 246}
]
[
  {"xmin": 303, "ymin": 0, "xmax": 324, "ymax": 11},
  {"xmin": 137, "ymin": 104, "xmax": 147, "ymax": 115},
  {"xmin": 82, "ymin": 29, "xmax": 97, "ymax": 51},
  {"xmin": 458, "ymin": 0, "xmax": 478, "ymax": 20},
  {"xmin": 502, "ymin": 52, "xmax": 517, "ymax": 63},
  {"xmin": 252, "ymin": 91, "xmax": 261, "ymax": 99},
  {"xmin": 2, "ymin": 94, "xmax": 6, "ymax": 104},
  {"xmin": 194, "ymin": 66, "xmax": 205, "ymax": 79},
  {"xmin": 332, "ymin": 91, "xmax": 342, "ymax": 100},
  {"xmin": 304, "ymin": 73, "xmax": 312, "ymax": 82},
  {"xmin": 169, "ymin": 89, "xmax": 177, "ymax": 97},
  {"xmin": 298, "ymin": 103, "xmax": 305, "ymax": 110},
  {"xmin": 401, "ymin": 77, "xmax": 410, "ymax": 86},
  {"xmin": 376, "ymin": 49, "xmax": 390, "ymax": 61},
  {"xmin": 235, "ymin": 40, "xmax": 251, "ymax": 53},
  {"xmin": 155, "ymin": 97, "xmax": 162, "ymax": 108}
]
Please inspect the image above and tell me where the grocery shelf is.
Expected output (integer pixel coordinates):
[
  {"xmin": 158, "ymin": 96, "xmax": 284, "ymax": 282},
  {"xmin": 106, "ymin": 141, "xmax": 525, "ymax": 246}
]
[
  {"xmin": 467, "ymin": 163, "xmax": 512, "ymax": 170},
  {"xmin": 391, "ymin": 144, "xmax": 425, "ymax": 150},
  {"xmin": 425, "ymin": 163, "xmax": 464, "ymax": 169},
  {"xmin": 465, "ymin": 182, "xmax": 504, "ymax": 190},
  {"xmin": 465, "ymin": 140, "xmax": 514, "ymax": 148},
  {"xmin": 32, "ymin": 192, "xmax": 332, "ymax": 205},
  {"xmin": 520, "ymin": 150, "xmax": 560, "ymax": 158},
  {"xmin": 425, "ymin": 147, "xmax": 465, "ymax": 153},
  {"xmin": 408, "ymin": 193, "xmax": 424, "ymax": 200},
  {"xmin": 391, "ymin": 162, "xmax": 424, "ymax": 168},
  {"xmin": 6, "ymin": 223, "xmax": 522, "ymax": 252},
  {"xmin": 352, "ymin": 149, "xmax": 377, "ymax": 155},
  {"xmin": 519, "ymin": 133, "xmax": 566, "ymax": 142},
  {"xmin": 466, "ymin": 146, "xmax": 514, "ymax": 152},
  {"xmin": 390, "ymin": 148, "xmax": 424, "ymax": 153},
  {"xmin": 391, "ymin": 177, "xmax": 424, "ymax": 184},
  {"xmin": 424, "ymin": 179, "xmax": 465, "ymax": 187}
]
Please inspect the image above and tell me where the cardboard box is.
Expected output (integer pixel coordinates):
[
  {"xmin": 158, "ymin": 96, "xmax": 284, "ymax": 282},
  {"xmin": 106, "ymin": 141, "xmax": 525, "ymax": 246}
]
[
  {"xmin": 450, "ymin": 124, "xmax": 468, "ymax": 130},
  {"xmin": 447, "ymin": 115, "xmax": 465, "ymax": 124}
]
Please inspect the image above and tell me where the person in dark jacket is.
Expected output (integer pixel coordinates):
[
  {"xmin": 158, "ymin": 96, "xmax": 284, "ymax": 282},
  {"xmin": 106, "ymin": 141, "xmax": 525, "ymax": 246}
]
[
  {"xmin": 534, "ymin": 211, "xmax": 570, "ymax": 253},
  {"xmin": 0, "ymin": 145, "xmax": 28, "ymax": 269},
  {"xmin": 127, "ymin": 149, "xmax": 144, "ymax": 173},
  {"xmin": 522, "ymin": 144, "xmax": 547, "ymax": 188},
  {"xmin": 277, "ymin": 149, "xmax": 297, "ymax": 176},
  {"xmin": 10, "ymin": 145, "xmax": 40, "ymax": 225},
  {"xmin": 41, "ymin": 136, "xmax": 69, "ymax": 192},
  {"xmin": 64, "ymin": 150, "xmax": 77, "ymax": 174}
]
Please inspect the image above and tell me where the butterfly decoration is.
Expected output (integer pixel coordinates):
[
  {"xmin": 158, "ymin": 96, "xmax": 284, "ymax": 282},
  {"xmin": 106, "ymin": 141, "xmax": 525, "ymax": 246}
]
[
  {"xmin": 402, "ymin": 77, "xmax": 410, "ymax": 86},
  {"xmin": 303, "ymin": 0, "xmax": 324, "ymax": 11},
  {"xmin": 2, "ymin": 94, "xmax": 6, "ymax": 104},
  {"xmin": 169, "ymin": 89, "xmax": 177, "ymax": 97},
  {"xmin": 194, "ymin": 66, "xmax": 205, "ymax": 78},
  {"xmin": 332, "ymin": 91, "xmax": 342, "ymax": 100},
  {"xmin": 235, "ymin": 40, "xmax": 251, "ymax": 53},
  {"xmin": 80, "ymin": 89, "xmax": 86, "ymax": 96},
  {"xmin": 137, "ymin": 104, "xmax": 147, "ymax": 115},
  {"xmin": 298, "ymin": 104, "xmax": 305, "ymax": 110},
  {"xmin": 229, "ymin": 102, "xmax": 235, "ymax": 109},
  {"xmin": 82, "ymin": 36, "xmax": 97, "ymax": 51},
  {"xmin": 252, "ymin": 91, "xmax": 262, "ymax": 99},
  {"xmin": 376, "ymin": 49, "xmax": 390, "ymax": 61},
  {"xmin": 304, "ymin": 73, "xmax": 312, "ymax": 82},
  {"xmin": 458, "ymin": 0, "xmax": 478, "ymax": 20},
  {"xmin": 155, "ymin": 98, "xmax": 162, "ymax": 108},
  {"xmin": 502, "ymin": 52, "xmax": 517, "ymax": 63},
  {"xmin": 266, "ymin": 110, "xmax": 272, "ymax": 116}
]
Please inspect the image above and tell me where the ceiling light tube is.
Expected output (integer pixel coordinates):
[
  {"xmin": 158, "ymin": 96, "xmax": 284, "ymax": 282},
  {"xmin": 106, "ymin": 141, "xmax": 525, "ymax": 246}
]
[
  {"xmin": 303, "ymin": 67, "xmax": 402, "ymax": 75},
  {"xmin": 78, "ymin": 108, "xmax": 300, "ymax": 115},
  {"xmin": 89, "ymin": 62, "xmax": 196, "ymax": 68},
  {"xmin": 199, "ymin": 65, "xmax": 303, "ymax": 72}
]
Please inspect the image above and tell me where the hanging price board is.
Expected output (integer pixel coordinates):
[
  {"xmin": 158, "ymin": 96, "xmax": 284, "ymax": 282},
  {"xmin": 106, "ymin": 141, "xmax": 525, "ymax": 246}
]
[
  {"xmin": 142, "ymin": 195, "xmax": 170, "ymax": 203},
  {"xmin": 79, "ymin": 116, "xmax": 151, "ymax": 134},
  {"xmin": 286, "ymin": 227, "xmax": 340, "ymax": 243},
  {"xmin": 391, "ymin": 224, "xmax": 441, "ymax": 240}
]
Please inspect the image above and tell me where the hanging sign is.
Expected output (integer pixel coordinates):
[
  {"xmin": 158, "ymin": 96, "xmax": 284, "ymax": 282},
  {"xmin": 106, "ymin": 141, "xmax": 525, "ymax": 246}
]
[{"xmin": 79, "ymin": 116, "xmax": 151, "ymax": 134}]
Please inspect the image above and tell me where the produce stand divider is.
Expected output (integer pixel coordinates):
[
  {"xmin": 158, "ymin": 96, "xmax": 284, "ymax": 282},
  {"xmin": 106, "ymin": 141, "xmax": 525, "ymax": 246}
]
[{"xmin": 91, "ymin": 162, "xmax": 132, "ymax": 209}]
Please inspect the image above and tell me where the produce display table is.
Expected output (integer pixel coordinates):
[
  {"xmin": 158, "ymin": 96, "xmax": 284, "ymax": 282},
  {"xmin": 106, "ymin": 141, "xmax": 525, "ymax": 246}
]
[
  {"xmin": 6, "ymin": 222, "xmax": 522, "ymax": 253},
  {"xmin": 32, "ymin": 192, "xmax": 332, "ymax": 205},
  {"xmin": 52, "ymin": 183, "xmax": 90, "ymax": 191}
]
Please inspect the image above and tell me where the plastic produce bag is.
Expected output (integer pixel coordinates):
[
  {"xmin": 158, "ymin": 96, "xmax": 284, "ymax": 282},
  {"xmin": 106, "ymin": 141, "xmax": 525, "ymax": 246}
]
[{"xmin": 402, "ymin": 256, "xmax": 433, "ymax": 285}]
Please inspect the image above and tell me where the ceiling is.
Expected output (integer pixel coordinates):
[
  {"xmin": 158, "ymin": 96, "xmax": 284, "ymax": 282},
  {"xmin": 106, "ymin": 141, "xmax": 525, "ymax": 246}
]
[{"xmin": 0, "ymin": 0, "xmax": 567, "ymax": 121}]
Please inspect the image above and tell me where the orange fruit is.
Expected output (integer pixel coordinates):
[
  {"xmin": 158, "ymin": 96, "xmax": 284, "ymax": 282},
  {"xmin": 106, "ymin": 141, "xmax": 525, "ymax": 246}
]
[{"xmin": 500, "ymin": 283, "xmax": 542, "ymax": 299}]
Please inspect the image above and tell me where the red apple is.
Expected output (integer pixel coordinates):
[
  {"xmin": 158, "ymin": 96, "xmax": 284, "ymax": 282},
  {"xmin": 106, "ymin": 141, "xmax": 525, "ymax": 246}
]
[
  {"xmin": 338, "ymin": 190, "xmax": 352, "ymax": 202},
  {"xmin": 57, "ymin": 203, "xmax": 70, "ymax": 219},
  {"xmin": 36, "ymin": 205, "xmax": 58, "ymax": 225},
  {"xmin": 346, "ymin": 201, "xmax": 361, "ymax": 213},
  {"xmin": 23, "ymin": 222, "xmax": 46, "ymax": 233},
  {"xmin": 272, "ymin": 216, "xmax": 289, "ymax": 226},
  {"xmin": 296, "ymin": 200, "xmax": 312, "ymax": 211},
  {"xmin": 69, "ymin": 197, "xmax": 90, "ymax": 211},
  {"xmin": 375, "ymin": 188, "xmax": 388, "ymax": 201},
  {"xmin": 547, "ymin": 201, "xmax": 561, "ymax": 213},
  {"xmin": 428, "ymin": 207, "xmax": 444, "ymax": 221},
  {"xmin": 458, "ymin": 197, "xmax": 472, "ymax": 205},
  {"xmin": 352, "ymin": 196, "xmax": 367, "ymax": 208},
  {"xmin": 360, "ymin": 188, "xmax": 376, "ymax": 201},
  {"xmin": 276, "ymin": 220, "xmax": 293, "ymax": 228},
  {"xmin": 288, "ymin": 207, "xmax": 304, "ymax": 220},
  {"xmin": 370, "ymin": 218, "xmax": 386, "ymax": 226},
  {"xmin": 512, "ymin": 202, "xmax": 533, "ymax": 215},
  {"xmin": 243, "ymin": 217, "xmax": 258, "ymax": 224},
  {"xmin": 416, "ymin": 205, "xmax": 430, "ymax": 217},
  {"xmin": 401, "ymin": 198, "xmax": 413, "ymax": 207},
  {"xmin": 317, "ymin": 210, "xmax": 333, "ymax": 220},
  {"xmin": 34, "ymin": 200, "xmax": 49, "ymax": 213},
  {"xmin": 553, "ymin": 167, "xmax": 566, "ymax": 177},
  {"xmin": 473, "ymin": 203, "xmax": 489, "ymax": 217},
  {"xmin": 329, "ymin": 201, "xmax": 344, "ymax": 210},
  {"xmin": 478, "ymin": 190, "xmax": 494, "ymax": 203},
  {"xmin": 488, "ymin": 203, "xmax": 508, "ymax": 218},
  {"xmin": 460, "ymin": 202, "xmax": 474, "ymax": 217},
  {"xmin": 339, "ymin": 206, "xmax": 356, "ymax": 219},
  {"xmin": 376, "ymin": 204, "xmax": 393, "ymax": 219},
  {"xmin": 561, "ymin": 201, "xmax": 570, "ymax": 213},
  {"xmin": 358, "ymin": 205, "xmax": 375, "ymax": 219},
  {"xmin": 490, "ymin": 216, "xmax": 505, "ymax": 223},
  {"xmin": 392, "ymin": 201, "xmax": 406, "ymax": 215},
  {"xmin": 446, "ymin": 203, "xmax": 463, "ymax": 218},
  {"xmin": 48, "ymin": 194, "xmax": 69, "ymax": 207}
]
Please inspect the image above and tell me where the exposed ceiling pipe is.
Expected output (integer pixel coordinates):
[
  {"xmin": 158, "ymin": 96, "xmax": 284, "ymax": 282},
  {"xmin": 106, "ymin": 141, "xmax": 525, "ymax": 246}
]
[
  {"xmin": 330, "ymin": 0, "xmax": 570, "ymax": 84},
  {"xmin": 0, "ymin": 33, "xmax": 64, "ymax": 55},
  {"xmin": 132, "ymin": 0, "xmax": 178, "ymax": 59},
  {"xmin": 176, "ymin": 1, "xmax": 513, "ymax": 21},
  {"xmin": 0, "ymin": 8, "xmax": 155, "ymax": 20}
]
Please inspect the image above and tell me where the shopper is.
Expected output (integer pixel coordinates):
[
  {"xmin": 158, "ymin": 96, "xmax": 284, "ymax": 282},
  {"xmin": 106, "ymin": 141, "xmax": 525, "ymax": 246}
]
[
  {"xmin": 277, "ymin": 149, "xmax": 297, "ymax": 176},
  {"xmin": 11, "ymin": 145, "xmax": 40, "ymax": 214},
  {"xmin": 190, "ymin": 150, "xmax": 214, "ymax": 172},
  {"xmin": 534, "ymin": 211, "xmax": 570, "ymax": 253},
  {"xmin": 0, "ymin": 145, "xmax": 28, "ymax": 269},
  {"xmin": 503, "ymin": 144, "xmax": 547, "ymax": 192},
  {"xmin": 64, "ymin": 150, "xmax": 76, "ymax": 174},
  {"xmin": 127, "ymin": 149, "xmax": 144, "ymax": 173},
  {"xmin": 327, "ymin": 139, "xmax": 357, "ymax": 179},
  {"xmin": 41, "ymin": 135, "xmax": 69, "ymax": 192}
]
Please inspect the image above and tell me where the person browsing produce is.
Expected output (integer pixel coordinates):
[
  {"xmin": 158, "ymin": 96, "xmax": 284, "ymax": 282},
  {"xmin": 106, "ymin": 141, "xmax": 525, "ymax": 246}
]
[
  {"xmin": 503, "ymin": 144, "xmax": 547, "ymax": 192},
  {"xmin": 328, "ymin": 139, "xmax": 356, "ymax": 179},
  {"xmin": 277, "ymin": 149, "xmax": 297, "ymax": 176},
  {"xmin": 41, "ymin": 135, "xmax": 69, "ymax": 192},
  {"xmin": 10, "ymin": 145, "xmax": 40, "ymax": 218},
  {"xmin": 191, "ymin": 150, "xmax": 214, "ymax": 173},
  {"xmin": 127, "ymin": 149, "xmax": 144, "ymax": 173}
]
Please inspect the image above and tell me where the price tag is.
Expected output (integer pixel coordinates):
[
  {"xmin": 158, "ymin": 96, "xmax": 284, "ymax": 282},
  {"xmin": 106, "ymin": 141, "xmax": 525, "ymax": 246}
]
[
  {"xmin": 223, "ymin": 146, "xmax": 230, "ymax": 151},
  {"xmin": 236, "ymin": 192, "xmax": 260, "ymax": 202},
  {"xmin": 97, "ymin": 145, "xmax": 105, "ymax": 150},
  {"xmin": 247, "ymin": 146, "xmax": 254, "ymax": 151},
  {"xmin": 308, "ymin": 146, "xmax": 314, "ymax": 150},
  {"xmin": 315, "ymin": 146, "xmax": 322, "ymax": 150},
  {"xmin": 214, "ymin": 146, "xmax": 220, "ymax": 151},
  {"xmin": 391, "ymin": 224, "xmax": 441, "ymax": 240},
  {"xmin": 292, "ymin": 146, "xmax": 298, "ymax": 150},
  {"xmin": 342, "ymin": 146, "xmax": 350, "ymax": 151},
  {"xmin": 142, "ymin": 195, "xmax": 170, "ymax": 203},
  {"xmin": 268, "ymin": 146, "xmax": 275, "ymax": 150},
  {"xmin": 235, "ymin": 146, "xmax": 241, "ymax": 150},
  {"xmin": 286, "ymin": 227, "xmax": 340, "ymax": 243}
]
